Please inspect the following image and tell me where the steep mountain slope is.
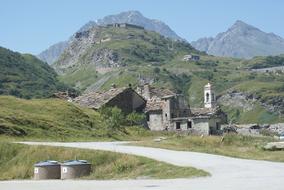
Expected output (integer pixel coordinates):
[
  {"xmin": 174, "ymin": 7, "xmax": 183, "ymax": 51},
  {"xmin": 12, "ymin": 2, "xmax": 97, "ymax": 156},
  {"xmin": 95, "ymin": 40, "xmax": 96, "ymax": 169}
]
[
  {"xmin": 192, "ymin": 20, "xmax": 284, "ymax": 59},
  {"xmin": 38, "ymin": 10, "xmax": 182, "ymax": 64},
  {"xmin": 0, "ymin": 46, "xmax": 71, "ymax": 98},
  {"xmin": 37, "ymin": 41, "xmax": 69, "ymax": 64},
  {"xmin": 54, "ymin": 25, "xmax": 198, "ymax": 90}
]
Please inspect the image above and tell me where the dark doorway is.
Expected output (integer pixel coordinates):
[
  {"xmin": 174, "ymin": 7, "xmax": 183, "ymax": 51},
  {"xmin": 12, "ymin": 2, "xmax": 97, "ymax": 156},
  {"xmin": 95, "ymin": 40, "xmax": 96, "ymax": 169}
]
[
  {"xmin": 176, "ymin": 122, "xmax": 181, "ymax": 130},
  {"xmin": 187, "ymin": 121, "xmax": 192, "ymax": 129}
]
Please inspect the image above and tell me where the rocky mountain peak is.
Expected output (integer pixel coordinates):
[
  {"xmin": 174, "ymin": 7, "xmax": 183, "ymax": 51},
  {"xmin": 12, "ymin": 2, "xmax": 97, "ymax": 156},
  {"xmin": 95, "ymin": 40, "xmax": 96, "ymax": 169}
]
[
  {"xmin": 232, "ymin": 20, "xmax": 250, "ymax": 28},
  {"xmin": 228, "ymin": 20, "xmax": 259, "ymax": 34},
  {"xmin": 38, "ymin": 10, "xmax": 182, "ymax": 64},
  {"xmin": 192, "ymin": 20, "xmax": 284, "ymax": 59}
]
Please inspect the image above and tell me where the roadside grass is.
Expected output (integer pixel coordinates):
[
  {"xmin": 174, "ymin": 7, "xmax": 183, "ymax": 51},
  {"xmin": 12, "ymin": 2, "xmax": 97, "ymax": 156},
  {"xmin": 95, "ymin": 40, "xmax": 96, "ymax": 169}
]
[
  {"xmin": 134, "ymin": 134, "xmax": 284, "ymax": 162},
  {"xmin": 0, "ymin": 142, "xmax": 208, "ymax": 180}
]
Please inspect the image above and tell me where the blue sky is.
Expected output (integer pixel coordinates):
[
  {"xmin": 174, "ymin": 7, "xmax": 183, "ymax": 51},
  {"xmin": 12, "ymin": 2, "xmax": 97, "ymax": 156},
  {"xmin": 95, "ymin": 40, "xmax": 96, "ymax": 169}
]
[{"xmin": 1, "ymin": 0, "xmax": 284, "ymax": 54}]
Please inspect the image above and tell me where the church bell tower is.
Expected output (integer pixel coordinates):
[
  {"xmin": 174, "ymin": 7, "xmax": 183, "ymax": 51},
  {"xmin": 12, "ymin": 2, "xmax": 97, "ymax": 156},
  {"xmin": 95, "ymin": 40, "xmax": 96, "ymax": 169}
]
[{"xmin": 204, "ymin": 83, "xmax": 216, "ymax": 108}]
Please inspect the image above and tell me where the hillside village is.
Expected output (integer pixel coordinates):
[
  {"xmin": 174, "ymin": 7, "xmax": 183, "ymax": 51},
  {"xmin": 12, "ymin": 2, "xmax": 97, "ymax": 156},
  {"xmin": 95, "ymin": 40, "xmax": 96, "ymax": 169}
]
[
  {"xmin": 1, "ymin": 6, "xmax": 284, "ymax": 190},
  {"xmin": 74, "ymin": 82, "xmax": 227, "ymax": 135}
]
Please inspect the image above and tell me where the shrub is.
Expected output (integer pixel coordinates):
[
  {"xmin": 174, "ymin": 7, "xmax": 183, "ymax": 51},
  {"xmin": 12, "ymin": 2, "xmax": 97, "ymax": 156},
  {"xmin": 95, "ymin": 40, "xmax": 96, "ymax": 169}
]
[
  {"xmin": 100, "ymin": 107, "xmax": 125, "ymax": 129},
  {"xmin": 153, "ymin": 67, "xmax": 160, "ymax": 74},
  {"xmin": 126, "ymin": 112, "xmax": 145, "ymax": 126}
]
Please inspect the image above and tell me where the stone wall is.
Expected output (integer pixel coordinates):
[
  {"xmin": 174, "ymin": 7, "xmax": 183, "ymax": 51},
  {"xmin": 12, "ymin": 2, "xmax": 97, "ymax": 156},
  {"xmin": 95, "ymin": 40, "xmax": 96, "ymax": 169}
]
[
  {"xmin": 148, "ymin": 111, "xmax": 164, "ymax": 131},
  {"xmin": 168, "ymin": 119, "xmax": 190, "ymax": 131},
  {"xmin": 192, "ymin": 118, "xmax": 210, "ymax": 135}
]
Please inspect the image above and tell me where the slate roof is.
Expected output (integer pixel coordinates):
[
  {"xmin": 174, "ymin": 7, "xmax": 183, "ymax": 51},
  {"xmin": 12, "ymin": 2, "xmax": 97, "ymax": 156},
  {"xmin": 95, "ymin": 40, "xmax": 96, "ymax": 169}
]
[
  {"xmin": 150, "ymin": 87, "xmax": 176, "ymax": 99},
  {"xmin": 74, "ymin": 87, "xmax": 129, "ymax": 109},
  {"xmin": 145, "ymin": 100, "xmax": 164, "ymax": 112},
  {"xmin": 190, "ymin": 107, "xmax": 218, "ymax": 117}
]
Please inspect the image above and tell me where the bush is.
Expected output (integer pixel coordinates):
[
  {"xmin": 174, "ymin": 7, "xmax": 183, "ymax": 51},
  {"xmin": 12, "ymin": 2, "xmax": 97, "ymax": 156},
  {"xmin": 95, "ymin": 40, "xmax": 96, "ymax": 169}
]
[
  {"xmin": 153, "ymin": 67, "xmax": 160, "ymax": 74},
  {"xmin": 126, "ymin": 112, "xmax": 145, "ymax": 126},
  {"xmin": 100, "ymin": 107, "xmax": 125, "ymax": 129}
]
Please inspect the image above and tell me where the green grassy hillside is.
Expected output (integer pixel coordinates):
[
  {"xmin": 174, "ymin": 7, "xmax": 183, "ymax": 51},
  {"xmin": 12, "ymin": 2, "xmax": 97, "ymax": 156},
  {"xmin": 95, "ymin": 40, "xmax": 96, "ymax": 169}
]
[
  {"xmin": 243, "ymin": 55, "xmax": 284, "ymax": 69},
  {"xmin": 0, "ymin": 47, "xmax": 72, "ymax": 99},
  {"xmin": 0, "ymin": 96, "xmax": 154, "ymax": 140},
  {"xmin": 54, "ymin": 26, "xmax": 201, "ymax": 91}
]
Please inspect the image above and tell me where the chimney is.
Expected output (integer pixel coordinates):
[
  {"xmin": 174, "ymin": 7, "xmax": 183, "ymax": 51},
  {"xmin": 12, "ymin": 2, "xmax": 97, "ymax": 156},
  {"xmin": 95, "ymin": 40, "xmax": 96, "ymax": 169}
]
[{"xmin": 143, "ymin": 83, "xmax": 151, "ymax": 100}]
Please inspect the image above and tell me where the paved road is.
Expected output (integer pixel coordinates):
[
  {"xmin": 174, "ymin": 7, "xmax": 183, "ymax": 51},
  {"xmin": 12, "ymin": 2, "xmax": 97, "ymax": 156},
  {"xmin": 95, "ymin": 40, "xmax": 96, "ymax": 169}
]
[{"xmin": 1, "ymin": 141, "xmax": 284, "ymax": 190}]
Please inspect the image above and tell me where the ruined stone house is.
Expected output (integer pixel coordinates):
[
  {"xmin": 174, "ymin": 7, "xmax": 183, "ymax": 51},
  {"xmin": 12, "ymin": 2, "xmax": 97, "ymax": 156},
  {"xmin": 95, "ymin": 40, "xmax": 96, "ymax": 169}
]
[
  {"xmin": 136, "ymin": 84, "xmax": 191, "ymax": 131},
  {"xmin": 74, "ymin": 86, "xmax": 146, "ymax": 114}
]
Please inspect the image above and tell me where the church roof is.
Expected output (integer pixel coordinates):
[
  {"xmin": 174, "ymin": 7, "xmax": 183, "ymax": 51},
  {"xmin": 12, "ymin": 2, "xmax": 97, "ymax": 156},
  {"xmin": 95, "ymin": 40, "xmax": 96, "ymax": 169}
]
[{"xmin": 190, "ymin": 107, "xmax": 218, "ymax": 117}]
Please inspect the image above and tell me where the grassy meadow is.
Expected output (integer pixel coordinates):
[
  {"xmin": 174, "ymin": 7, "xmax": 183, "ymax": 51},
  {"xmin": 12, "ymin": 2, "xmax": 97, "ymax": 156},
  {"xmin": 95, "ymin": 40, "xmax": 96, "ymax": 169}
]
[{"xmin": 134, "ymin": 134, "xmax": 284, "ymax": 162}]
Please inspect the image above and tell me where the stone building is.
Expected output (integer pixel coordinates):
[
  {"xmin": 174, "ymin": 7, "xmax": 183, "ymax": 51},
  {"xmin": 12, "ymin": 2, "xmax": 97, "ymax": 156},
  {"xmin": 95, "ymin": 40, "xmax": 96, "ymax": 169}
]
[
  {"xmin": 188, "ymin": 83, "xmax": 227, "ymax": 135},
  {"xmin": 190, "ymin": 107, "xmax": 227, "ymax": 135},
  {"xmin": 137, "ymin": 83, "xmax": 226, "ymax": 135},
  {"xmin": 106, "ymin": 23, "xmax": 144, "ymax": 30},
  {"xmin": 183, "ymin": 54, "xmax": 200, "ymax": 61},
  {"xmin": 74, "ymin": 86, "xmax": 146, "ymax": 114},
  {"xmin": 137, "ymin": 84, "xmax": 191, "ymax": 131}
]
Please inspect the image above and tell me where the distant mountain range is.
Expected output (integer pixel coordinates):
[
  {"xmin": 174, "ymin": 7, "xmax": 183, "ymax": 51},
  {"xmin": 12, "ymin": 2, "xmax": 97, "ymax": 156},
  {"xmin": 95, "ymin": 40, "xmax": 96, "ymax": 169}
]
[
  {"xmin": 38, "ymin": 11, "xmax": 182, "ymax": 64},
  {"xmin": 191, "ymin": 20, "xmax": 284, "ymax": 59}
]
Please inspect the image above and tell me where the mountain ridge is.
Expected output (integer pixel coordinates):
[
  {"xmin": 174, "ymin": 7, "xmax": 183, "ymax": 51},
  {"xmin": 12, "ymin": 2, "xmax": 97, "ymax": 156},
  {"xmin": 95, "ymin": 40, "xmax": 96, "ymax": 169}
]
[{"xmin": 191, "ymin": 20, "xmax": 284, "ymax": 59}]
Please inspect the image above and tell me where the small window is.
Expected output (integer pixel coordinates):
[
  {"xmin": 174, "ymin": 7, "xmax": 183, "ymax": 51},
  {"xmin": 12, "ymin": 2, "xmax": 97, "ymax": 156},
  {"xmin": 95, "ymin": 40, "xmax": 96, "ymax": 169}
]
[
  {"xmin": 176, "ymin": 122, "xmax": 181, "ymax": 130},
  {"xmin": 165, "ymin": 113, "xmax": 167, "ymax": 117}
]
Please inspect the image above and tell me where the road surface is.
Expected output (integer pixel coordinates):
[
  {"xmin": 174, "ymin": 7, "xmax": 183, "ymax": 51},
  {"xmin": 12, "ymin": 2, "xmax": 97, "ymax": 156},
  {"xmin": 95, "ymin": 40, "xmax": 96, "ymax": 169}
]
[{"xmin": 1, "ymin": 141, "xmax": 284, "ymax": 190}]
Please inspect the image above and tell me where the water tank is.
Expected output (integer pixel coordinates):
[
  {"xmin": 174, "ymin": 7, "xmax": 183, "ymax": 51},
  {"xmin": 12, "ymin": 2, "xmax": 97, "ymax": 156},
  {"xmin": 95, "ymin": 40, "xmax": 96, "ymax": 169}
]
[
  {"xmin": 61, "ymin": 160, "xmax": 91, "ymax": 179},
  {"xmin": 34, "ymin": 160, "xmax": 61, "ymax": 180}
]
